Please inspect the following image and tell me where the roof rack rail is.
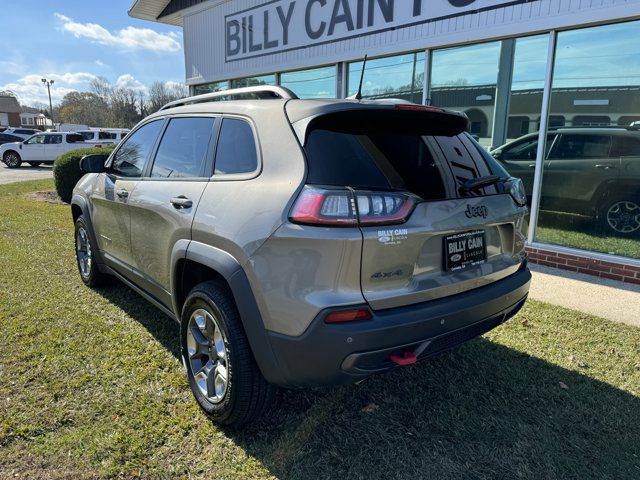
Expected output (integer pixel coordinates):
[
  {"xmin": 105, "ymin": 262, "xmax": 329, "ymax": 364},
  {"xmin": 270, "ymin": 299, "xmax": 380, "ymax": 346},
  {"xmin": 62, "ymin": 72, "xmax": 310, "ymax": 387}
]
[{"xmin": 160, "ymin": 86, "xmax": 299, "ymax": 111}]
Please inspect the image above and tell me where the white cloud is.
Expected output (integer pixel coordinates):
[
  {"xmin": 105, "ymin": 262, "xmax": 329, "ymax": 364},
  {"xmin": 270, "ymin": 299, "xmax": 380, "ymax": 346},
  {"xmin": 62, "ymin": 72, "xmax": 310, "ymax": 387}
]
[
  {"xmin": 1, "ymin": 72, "xmax": 98, "ymax": 105},
  {"xmin": 115, "ymin": 74, "xmax": 147, "ymax": 93},
  {"xmin": 55, "ymin": 13, "xmax": 181, "ymax": 53},
  {"xmin": 95, "ymin": 59, "xmax": 107, "ymax": 67}
]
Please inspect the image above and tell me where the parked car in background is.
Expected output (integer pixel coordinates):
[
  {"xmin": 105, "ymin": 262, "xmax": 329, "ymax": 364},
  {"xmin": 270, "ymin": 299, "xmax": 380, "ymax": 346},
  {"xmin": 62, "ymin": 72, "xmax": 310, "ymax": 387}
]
[
  {"xmin": 1, "ymin": 128, "xmax": 40, "ymax": 139},
  {"xmin": 71, "ymin": 87, "xmax": 531, "ymax": 427},
  {"xmin": 78, "ymin": 128, "xmax": 130, "ymax": 145},
  {"xmin": 56, "ymin": 123, "xmax": 89, "ymax": 132},
  {"xmin": 1, "ymin": 131, "xmax": 86, "ymax": 167},
  {"xmin": 491, "ymin": 127, "xmax": 640, "ymax": 235},
  {"xmin": 0, "ymin": 132, "xmax": 24, "ymax": 145}
]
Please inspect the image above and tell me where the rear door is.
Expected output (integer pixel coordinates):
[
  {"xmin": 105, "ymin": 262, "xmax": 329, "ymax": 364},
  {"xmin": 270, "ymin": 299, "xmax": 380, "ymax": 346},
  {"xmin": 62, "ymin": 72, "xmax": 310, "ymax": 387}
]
[
  {"xmin": 543, "ymin": 133, "xmax": 617, "ymax": 211},
  {"xmin": 302, "ymin": 121, "xmax": 527, "ymax": 311},
  {"xmin": 90, "ymin": 119, "xmax": 165, "ymax": 274},
  {"xmin": 44, "ymin": 134, "xmax": 64, "ymax": 160},
  {"xmin": 127, "ymin": 116, "xmax": 216, "ymax": 304}
]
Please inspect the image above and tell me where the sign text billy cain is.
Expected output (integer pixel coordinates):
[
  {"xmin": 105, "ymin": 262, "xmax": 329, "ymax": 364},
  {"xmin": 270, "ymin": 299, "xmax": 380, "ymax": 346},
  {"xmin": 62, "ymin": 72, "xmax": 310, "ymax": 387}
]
[{"xmin": 226, "ymin": 0, "xmax": 511, "ymax": 60}]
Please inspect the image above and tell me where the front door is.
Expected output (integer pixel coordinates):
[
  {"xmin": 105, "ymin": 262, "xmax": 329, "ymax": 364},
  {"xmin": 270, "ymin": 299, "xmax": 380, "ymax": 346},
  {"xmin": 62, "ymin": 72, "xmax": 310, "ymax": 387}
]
[
  {"xmin": 90, "ymin": 119, "xmax": 165, "ymax": 274},
  {"xmin": 20, "ymin": 134, "xmax": 45, "ymax": 161},
  {"xmin": 127, "ymin": 116, "xmax": 216, "ymax": 305}
]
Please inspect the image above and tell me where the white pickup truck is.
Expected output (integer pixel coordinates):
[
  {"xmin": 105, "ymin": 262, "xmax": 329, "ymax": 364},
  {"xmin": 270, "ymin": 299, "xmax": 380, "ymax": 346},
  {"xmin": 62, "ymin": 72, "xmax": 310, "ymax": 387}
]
[{"xmin": 0, "ymin": 132, "xmax": 89, "ymax": 168}]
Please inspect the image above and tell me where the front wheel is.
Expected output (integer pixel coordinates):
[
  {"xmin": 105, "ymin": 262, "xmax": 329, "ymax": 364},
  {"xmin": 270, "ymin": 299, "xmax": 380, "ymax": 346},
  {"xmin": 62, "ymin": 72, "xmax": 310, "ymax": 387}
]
[
  {"xmin": 181, "ymin": 281, "xmax": 275, "ymax": 427},
  {"xmin": 74, "ymin": 215, "xmax": 109, "ymax": 287},
  {"xmin": 3, "ymin": 151, "xmax": 22, "ymax": 168},
  {"xmin": 600, "ymin": 197, "xmax": 640, "ymax": 236}
]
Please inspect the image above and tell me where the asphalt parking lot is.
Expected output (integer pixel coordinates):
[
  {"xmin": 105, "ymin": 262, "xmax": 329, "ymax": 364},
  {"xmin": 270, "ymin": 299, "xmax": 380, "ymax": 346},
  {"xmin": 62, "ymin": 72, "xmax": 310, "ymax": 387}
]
[{"xmin": 0, "ymin": 163, "xmax": 53, "ymax": 184}]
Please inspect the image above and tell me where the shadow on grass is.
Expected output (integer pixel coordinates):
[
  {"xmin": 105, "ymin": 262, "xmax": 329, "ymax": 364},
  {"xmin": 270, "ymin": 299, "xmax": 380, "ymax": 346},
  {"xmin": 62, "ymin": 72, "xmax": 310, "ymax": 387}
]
[{"xmin": 97, "ymin": 284, "xmax": 640, "ymax": 479}]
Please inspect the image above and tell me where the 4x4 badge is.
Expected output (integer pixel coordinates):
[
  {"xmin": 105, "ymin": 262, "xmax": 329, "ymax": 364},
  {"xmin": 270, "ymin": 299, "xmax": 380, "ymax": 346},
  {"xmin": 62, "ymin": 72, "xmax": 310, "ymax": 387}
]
[{"xmin": 465, "ymin": 204, "xmax": 488, "ymax": 219}]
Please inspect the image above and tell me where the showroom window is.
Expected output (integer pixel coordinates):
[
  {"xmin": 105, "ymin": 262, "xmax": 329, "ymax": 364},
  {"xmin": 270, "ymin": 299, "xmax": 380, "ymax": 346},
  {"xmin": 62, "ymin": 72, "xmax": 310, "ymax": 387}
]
[
  {"xmin": 534, "ymin": 20, "xmax": 640, "ymax": 258},
  {"xmin": 194, "ymin": 81, "xmax": 228, "ymax": 95},
  {"xmin": 280, "ymin": 65, "xmax": 337, "ymax": 98},
  {"xmin": 431, "ymin": 42, "xmax": 500, "ymax": 149},
  {"xmin": 347, "ymin": 52, "xmax": 425, "ymax": 103},
  {"xmin": 230, "ymin": 74, "xmax": 276, "ymax": 89}
]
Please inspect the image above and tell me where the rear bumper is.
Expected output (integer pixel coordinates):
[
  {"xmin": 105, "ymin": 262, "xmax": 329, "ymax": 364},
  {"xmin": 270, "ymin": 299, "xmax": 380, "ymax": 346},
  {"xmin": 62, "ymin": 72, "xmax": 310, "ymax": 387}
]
[{"xmin": 267, "ymin": 266, "xmax": 531, "ymax": 387}]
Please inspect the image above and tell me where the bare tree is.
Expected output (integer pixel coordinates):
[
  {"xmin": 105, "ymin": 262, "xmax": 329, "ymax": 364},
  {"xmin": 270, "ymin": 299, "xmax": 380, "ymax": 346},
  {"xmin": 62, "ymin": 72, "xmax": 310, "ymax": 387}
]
[
  {"xmin": 58, "ymin": 91, "xmax": 110, "ymax": 126},
  {"xmin": 146, "ymin": 81, "xmax": 188, "ymax": 113}
]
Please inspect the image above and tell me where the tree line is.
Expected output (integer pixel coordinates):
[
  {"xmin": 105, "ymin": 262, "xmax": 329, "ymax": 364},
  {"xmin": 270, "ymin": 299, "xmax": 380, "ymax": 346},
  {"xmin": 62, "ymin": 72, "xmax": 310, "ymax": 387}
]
[{"xmin": 51, "ymin": 77, "xmax": 188, "ymax": 128}]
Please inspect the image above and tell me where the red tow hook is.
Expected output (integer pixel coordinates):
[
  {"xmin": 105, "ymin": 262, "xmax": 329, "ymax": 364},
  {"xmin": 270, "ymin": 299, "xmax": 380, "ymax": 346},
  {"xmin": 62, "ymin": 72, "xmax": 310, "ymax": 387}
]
[{"xmin": 389, "ymin": 351, "xmax": 417, "ymax": 366}]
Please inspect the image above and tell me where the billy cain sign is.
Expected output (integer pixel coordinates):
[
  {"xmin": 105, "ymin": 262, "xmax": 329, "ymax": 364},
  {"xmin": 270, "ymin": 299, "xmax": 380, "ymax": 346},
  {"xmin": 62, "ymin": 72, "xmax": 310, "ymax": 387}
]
[{"xmin": 225, "ymin": 0, "xmax": 516, "ymax": 60}]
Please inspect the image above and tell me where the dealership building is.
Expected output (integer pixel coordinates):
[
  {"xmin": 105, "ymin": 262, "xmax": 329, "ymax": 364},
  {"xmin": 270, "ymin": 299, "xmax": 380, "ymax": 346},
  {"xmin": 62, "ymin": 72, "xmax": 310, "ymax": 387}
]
[{"xmin": 130, "ymin": 0, "xmax": 640, "ymax": 282}]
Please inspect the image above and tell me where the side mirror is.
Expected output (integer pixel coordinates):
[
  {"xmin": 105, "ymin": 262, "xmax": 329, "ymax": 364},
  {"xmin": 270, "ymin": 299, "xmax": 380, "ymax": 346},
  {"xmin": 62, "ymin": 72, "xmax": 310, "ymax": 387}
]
[
  {"xmin": 492, "ymin": 150, "xmax": 503, "ymax": 161},
  {"xmin": 80, "ymin": 154, "xmax": 107, "ymax": 173}
]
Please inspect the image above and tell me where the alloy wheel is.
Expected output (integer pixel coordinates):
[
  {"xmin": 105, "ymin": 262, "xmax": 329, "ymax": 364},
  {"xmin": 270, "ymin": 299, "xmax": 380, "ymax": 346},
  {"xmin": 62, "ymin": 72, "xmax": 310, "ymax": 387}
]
[
  {"xmin": 4, "ymin": 153, "xmax": 20, "ymax": 168},
  {"xmin": 606, "ymin": 200, "xmax": 640, "ymax": 234},
  {"xmin": 76, "ymin": 226, "xmax": 92, "ymax": 279},
  {"xmin": 186, "ymin": 308, "xmax": 228, "ymax": 404}
]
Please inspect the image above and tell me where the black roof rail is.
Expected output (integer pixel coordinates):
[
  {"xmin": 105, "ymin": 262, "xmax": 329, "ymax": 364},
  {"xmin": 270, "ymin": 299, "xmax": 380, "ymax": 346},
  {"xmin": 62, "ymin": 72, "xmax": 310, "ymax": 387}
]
[{"xmin": 160, "ymin": 86, "xmax": 299, "ymax": 111}]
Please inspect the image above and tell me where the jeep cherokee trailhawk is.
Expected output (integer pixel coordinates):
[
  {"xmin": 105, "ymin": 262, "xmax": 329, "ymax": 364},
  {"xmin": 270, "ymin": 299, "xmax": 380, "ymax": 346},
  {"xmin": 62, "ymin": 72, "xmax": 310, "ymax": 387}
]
[{"xmin": 71, "ymin": 86, "xmax": 531, "ymax": 426}]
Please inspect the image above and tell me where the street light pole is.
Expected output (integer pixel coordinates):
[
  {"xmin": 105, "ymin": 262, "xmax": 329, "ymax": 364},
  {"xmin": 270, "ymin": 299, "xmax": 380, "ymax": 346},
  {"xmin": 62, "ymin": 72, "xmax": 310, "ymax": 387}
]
[{"xmin": 41, "ymin": 78, "xmax": 55, "ymax": 129}]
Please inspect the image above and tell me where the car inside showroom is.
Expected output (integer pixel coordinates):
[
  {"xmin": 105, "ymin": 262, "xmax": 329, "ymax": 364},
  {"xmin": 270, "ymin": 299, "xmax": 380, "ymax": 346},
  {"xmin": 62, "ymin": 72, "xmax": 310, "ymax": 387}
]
[{"xmin": 130, "ymin": 0, "xmax": 640, "ymax": 280}]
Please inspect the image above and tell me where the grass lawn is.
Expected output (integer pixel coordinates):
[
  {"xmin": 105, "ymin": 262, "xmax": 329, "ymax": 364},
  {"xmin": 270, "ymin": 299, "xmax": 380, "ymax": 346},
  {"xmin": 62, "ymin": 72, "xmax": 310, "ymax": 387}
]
[
  {"xmin": 535, "ymin": 211, "xmax": 640, "ymax": 259},
  {"xmin": 1, "ymin": 179, "xmax": 639, "ymax": 479}
]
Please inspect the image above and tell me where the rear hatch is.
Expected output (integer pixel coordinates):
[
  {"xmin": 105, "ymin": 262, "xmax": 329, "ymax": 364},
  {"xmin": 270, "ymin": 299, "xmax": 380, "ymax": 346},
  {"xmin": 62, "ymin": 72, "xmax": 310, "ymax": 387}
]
[{"xmin": 291, "ymin": 104, "xmax": 528, "ymax": 311}]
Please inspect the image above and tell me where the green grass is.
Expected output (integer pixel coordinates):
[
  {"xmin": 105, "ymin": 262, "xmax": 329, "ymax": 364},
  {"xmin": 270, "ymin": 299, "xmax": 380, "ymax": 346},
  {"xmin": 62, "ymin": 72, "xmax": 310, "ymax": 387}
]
[
  {"xmin": 535, "ymin": 211, "xmax": 640, "ymax": 259},
  {"xmin": 1, "ymin": 180, "xmax": 639, "ymax": 479}
]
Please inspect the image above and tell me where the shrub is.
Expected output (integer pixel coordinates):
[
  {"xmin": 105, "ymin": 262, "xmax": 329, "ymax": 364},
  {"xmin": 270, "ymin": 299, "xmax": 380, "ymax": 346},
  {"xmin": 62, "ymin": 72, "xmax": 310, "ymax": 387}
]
[{"xmin": 53, "ymin": 146, "xmax": 115, "ymax": 203}]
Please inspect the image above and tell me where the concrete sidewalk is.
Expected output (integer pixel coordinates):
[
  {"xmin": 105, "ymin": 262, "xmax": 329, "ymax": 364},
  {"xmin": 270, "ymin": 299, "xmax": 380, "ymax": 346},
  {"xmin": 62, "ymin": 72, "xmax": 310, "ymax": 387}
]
[{"xmin": 528, "ymin": 263, "xmax": 640, "ymax": 327}]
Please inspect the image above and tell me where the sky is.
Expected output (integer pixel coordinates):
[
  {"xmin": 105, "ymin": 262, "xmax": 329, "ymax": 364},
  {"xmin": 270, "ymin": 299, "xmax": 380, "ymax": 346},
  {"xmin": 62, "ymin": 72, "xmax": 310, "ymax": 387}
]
[{"xmin": 0, "ymin": 0, "xmax": 185, "ymax": 107}]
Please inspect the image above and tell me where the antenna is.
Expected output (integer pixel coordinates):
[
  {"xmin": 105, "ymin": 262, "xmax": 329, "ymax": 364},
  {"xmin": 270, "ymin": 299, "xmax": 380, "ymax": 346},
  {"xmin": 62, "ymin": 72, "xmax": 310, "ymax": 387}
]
[{"xmin": 354, "ymin": 54, "xmax": 368, "ymax": 101}]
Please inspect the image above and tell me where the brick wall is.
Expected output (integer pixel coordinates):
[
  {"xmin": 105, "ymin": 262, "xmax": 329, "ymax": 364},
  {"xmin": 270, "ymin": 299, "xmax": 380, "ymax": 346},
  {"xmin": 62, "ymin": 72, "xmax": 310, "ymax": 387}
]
[
  {"xmin": 8, "ymin": 112, "xmax": 20, "ymax": 127},
  {"xmin": 526, "ymin": 246, "xmax": 640, "ymax": 285}
]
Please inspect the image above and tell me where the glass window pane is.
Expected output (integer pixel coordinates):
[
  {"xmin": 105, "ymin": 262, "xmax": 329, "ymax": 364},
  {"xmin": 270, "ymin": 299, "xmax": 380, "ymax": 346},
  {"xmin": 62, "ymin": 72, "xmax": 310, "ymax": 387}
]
[
  {"xmin": 151, "ymin": 117, "xmax": 214, "ymax": 178},
  {"xmin": 193, "ymin": 81, "xmax": 228, "ymax": 95},
  {"xmin": 230, "ymin": 74, "xmax": 276, "ymax": 89},
  {"xmin": 431, "ymin": 42, "xmax": 500, "ymax": 149},
  {"xmin": 111, "ymin": 120, "xmax": 163, "ymax": 178},
  {"xmin": 280, "ymin": 66, "xmax": 336, "ymax": 99},
  {"xmin": 347, "ymin": 52, "xmax": 425, "ymax": 103},
  {"xmin": 535, "ymin": 21, "xmax": 640, "ymax": 258},
  {"xmin": 214, "ymin": 118, "xmax": 258, "ymax": 175}
]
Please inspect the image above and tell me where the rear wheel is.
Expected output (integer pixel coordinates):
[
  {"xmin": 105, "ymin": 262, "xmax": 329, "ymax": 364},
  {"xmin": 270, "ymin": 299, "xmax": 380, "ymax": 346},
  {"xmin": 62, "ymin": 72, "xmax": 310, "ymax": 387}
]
[
  {"xmin": 3, "ymin": 151, "xmax": 21, "ymax": 168},
  {"xmin": 181, "ymin": 281, "xmax": 275, "ymax": 427},
  {"xmin": 28, "ymin": 162, "xmax": 42, "ymax": 167},
  {"xmin": 601, "ymin": 196, "xmax": 640, "ymax": 236}
]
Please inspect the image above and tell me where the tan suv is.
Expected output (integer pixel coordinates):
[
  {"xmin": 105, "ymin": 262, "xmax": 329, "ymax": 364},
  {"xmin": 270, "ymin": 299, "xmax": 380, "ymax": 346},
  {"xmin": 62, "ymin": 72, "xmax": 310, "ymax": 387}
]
[{"xmin": 71, "ymin": 86, "xmax": 531, "ymax": 427}]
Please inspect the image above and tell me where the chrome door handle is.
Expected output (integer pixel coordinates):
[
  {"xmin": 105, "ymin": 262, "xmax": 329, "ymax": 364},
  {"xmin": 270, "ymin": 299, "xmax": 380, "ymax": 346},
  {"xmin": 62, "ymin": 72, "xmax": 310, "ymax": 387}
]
[
  {"xmin": 528, "ymin": 164, "xmax": 536, "ymax": 168},
  {"xmin": 170, "ymin": 196, "xmax": 193, "ymax": 209},
  {"xmin": 116, "ymin": 189, "xmax": 129, "ymax": 199},
  {"xmin": 595, "ymin": 164, "xmax": 616, "ymax": 170}
]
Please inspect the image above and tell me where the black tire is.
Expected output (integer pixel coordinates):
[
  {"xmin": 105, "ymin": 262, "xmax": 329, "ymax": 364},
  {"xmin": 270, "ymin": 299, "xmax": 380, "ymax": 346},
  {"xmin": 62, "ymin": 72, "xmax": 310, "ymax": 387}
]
[
  {"xmin": 181, "ymin": 281, "xmax": 275, "ymax": 427},
  {"xmin": 28, "ymin": 162, "xmax": 42, "ymax": 167},
  {"xmin": 599, "ymin": 196, "xmax": 640, "ymax": 236},
  {"xmin": 3, "ymin": 151, "xmax": 22, "ymax": 168},
  {"xmin": 74, "ymin": 215, "xmax": 109, "ymax": 287}
]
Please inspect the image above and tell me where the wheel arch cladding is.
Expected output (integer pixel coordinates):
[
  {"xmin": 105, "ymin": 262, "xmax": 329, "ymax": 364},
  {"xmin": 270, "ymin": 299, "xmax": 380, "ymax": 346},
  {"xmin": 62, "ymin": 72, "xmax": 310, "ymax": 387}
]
[{"xmin": 175, "ymin": 242, "xmax": 286, "ymax": 385}]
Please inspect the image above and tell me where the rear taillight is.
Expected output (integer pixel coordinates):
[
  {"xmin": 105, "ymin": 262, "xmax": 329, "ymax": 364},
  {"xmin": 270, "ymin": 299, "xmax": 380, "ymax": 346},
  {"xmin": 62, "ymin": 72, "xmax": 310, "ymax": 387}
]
[
  {"xmin": 289, "ymin": 186, "xmax": 417, "ymax": 227},
  {"xmin": 324, "ymin": 307, "xmax": 373, "ymax": 324}
]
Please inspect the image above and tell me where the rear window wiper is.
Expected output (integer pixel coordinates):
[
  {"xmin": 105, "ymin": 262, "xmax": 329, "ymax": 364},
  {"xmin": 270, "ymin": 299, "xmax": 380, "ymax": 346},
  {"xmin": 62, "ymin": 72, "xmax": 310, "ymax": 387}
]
[{"xmin": 459, "ymin": 175, "xmax": 503, "ymax": 194}]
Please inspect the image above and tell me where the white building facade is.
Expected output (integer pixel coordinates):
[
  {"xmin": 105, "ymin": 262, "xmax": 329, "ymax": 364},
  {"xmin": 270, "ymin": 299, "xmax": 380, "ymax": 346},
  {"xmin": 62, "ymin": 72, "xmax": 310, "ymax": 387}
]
[{"xmin": 130, "ymin": 0, "xmax": 640, "ymax": 279}]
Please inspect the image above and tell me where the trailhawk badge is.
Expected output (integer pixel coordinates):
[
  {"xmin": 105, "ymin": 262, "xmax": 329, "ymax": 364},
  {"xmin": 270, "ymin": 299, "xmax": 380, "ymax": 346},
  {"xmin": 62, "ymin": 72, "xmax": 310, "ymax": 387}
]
[{"xmin": 377, "ymin": 228, "xmax": 409, "ymax": 245}]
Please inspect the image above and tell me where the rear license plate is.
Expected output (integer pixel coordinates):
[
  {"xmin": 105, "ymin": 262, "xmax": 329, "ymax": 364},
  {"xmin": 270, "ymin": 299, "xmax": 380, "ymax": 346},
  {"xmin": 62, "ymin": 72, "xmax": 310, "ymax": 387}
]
[{"xmin": 444, "ymin": 230, "xmax": 487, "ymax": 271}]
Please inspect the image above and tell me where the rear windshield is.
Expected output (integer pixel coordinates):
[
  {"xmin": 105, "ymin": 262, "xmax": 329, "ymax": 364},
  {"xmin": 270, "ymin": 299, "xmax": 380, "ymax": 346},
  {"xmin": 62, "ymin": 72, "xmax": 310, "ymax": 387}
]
[{"xmin": 305, "ymin": 129, "xmax": 448, "ymax": 200}]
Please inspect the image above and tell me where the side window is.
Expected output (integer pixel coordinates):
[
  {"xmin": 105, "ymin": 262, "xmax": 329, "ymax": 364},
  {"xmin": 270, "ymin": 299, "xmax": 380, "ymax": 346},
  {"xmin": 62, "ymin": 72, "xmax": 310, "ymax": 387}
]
[
  {"xmin": 45, "ymin": 135, "xmax": 62, "ymax": 144},
  {"xmin": 111, "ymin": 120, "xmax": 163, "ymax": 178},
  {"xmin": 501, "ymin": 134, "xmax": 555, "ymax": 160},
  {"xmin": 25, "ymin": 135, "xmax": 44, "ymax": 144},
  {"xmin": 612, "ymin": 135, "xmax": 640, "ymax": 157},
  {"xmin": 79, "ymin": 131, "xmax": 94, "ymax": 141},
  {"xmin": 66, "ymin": 134, "xmax": 84, "ymax": 143},
  {"xmin": 214, "ymin": 118, "xmax": 258, "ymax": 175},
  {"xmin": 150, "ymin": 117, "xmax": 215, "ymax": 178},
  {"xmin": 549, "ymin": 134, "xmax": 611, "ymax": 159}
]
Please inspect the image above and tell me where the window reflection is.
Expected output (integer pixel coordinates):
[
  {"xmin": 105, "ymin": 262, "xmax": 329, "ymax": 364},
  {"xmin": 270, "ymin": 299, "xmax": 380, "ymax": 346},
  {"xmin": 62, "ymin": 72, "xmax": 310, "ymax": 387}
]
[
  {"xmin": 535, "ymin": 21, "xmax": 640, "ymax": 257},
  {"xmin": 347, "ymin": 52, "xmax": 424, "ymax": 103},
  {"xmin": 230, "ymin": 74, "xmax": 276, "ymax": 89},
  {"xmin": 280, "ymin": 66, "xmax": 336, "ymax": 98}
]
